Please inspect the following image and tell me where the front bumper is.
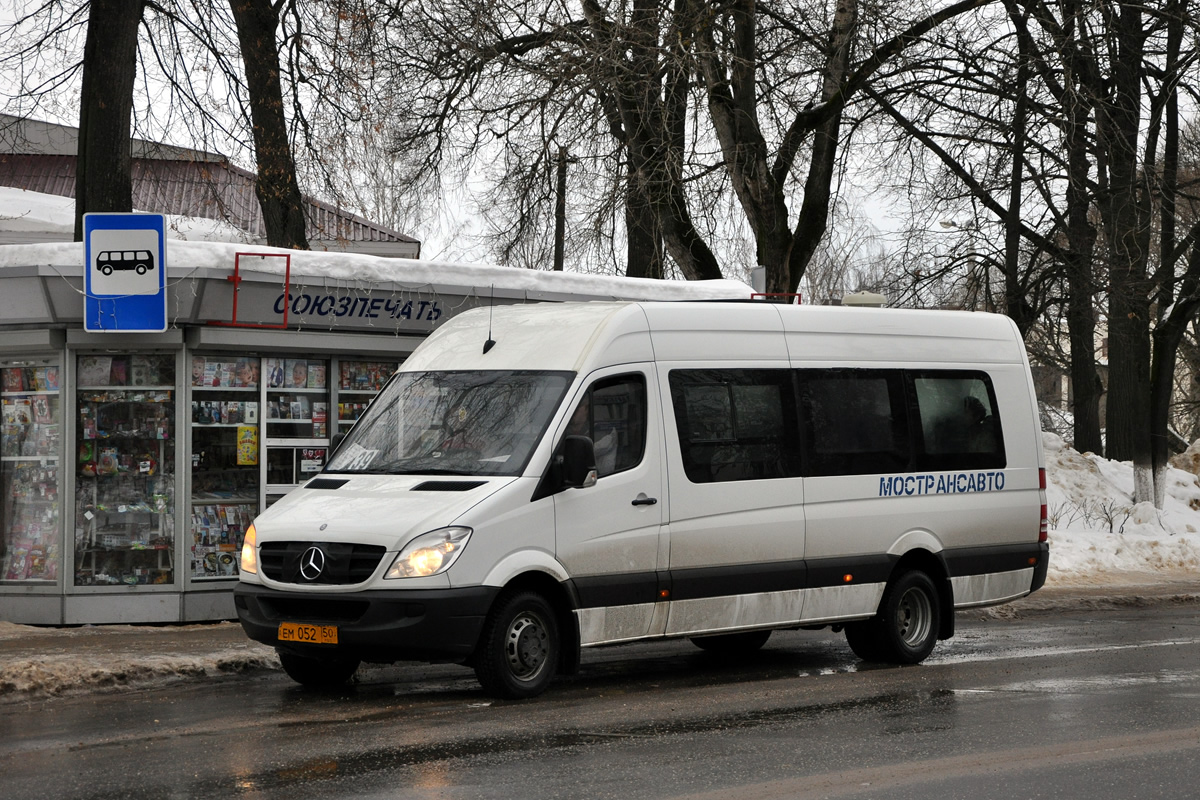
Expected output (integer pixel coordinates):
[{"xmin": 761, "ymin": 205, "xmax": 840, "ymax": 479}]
[{"xmin": 234, "ymin": 583, "xmax": 500, "ymax": 664}]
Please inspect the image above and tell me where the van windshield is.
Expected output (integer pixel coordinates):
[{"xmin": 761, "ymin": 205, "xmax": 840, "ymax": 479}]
[{"xmin": 326, "ymin": 370, "xmax": 574, "ymax": 477}]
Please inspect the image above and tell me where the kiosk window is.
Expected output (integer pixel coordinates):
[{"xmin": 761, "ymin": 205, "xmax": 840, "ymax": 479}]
[
  {"xmin": 799, "ymin": 370, "xmax": 910, "ymax": 476},
  {"xmin": 910, "ymin": 372, "xmax": 1005, "ymax": 470},
  {"xmin": 669, "ymin": 369, "xmax": 801, "ymax": 483}
]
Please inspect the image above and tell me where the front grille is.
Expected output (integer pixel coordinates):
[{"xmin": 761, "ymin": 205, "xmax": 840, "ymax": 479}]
[{"xmin": 260, "ymin": 541, "xmax": 387, "ymax": 585}]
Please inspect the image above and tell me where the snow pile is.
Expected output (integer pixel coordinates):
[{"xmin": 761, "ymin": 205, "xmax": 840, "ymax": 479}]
[
  {"xmin": 0, "ymin": 621, "xmax": 279, "ymax": 701},
  {"xmin": 0, "ymin": 187, "xmax": 75, "ymax": 233},
  {"xmin": 0, "ymin": 649, "xmax": 279, "ymax": 698},
  {"xmin": 1043, "ymin": 432, "xmax": 1200, "ymax": 585}
]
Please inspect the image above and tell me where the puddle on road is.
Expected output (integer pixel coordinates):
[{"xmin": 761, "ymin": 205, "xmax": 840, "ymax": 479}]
[
  {"xmin": 952, "ymin": 669, "xmax": 1200, "ymax": 696},
  {"xmin": 927, "ymin": 637, "xmax": 1200, "ymax": 667}
]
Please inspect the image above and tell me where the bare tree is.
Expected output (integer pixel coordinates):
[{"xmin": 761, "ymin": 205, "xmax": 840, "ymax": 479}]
[
  {"xmin": 376, "ymin": 0, "xmax": 988, "ymax": 284},
  {"xmin": 3, "ymin": 0, "xmax": 318, "ymax": 248},
  {"xmin": 867, "ymin": 0, "xmax": 1200, "ymax": 506}
]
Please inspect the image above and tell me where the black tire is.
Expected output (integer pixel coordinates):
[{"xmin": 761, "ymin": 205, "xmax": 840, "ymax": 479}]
[
  {"xmin": 845, "ymin": 570, "xmax": 940, "ymax": 664},
  {"xmin": 690, "ymin": 630, "xmax": 772, "ymax": 654},
  {"xmin": 278, "ymin": 651, "xmax": 360, "ymax": 688},
  {"xmin": 474, "ymin": 591, "xmax": 560, "ymax": 699}
]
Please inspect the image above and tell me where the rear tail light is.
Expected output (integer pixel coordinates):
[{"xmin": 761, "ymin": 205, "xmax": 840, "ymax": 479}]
[{"xmin": 1038, "ymin": 468, "xmax": 1048, "ymax": 543}]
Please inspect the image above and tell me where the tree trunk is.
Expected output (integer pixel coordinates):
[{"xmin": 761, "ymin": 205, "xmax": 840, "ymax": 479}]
[
  {"xmin": 624, "ymin": 0, "xmax": 665, "ymax": 280},
  {"xmin": 74, "ymin": 0, "xmax": 145, "ymax": 241},
  {"xmin": 1100, "ymin": 4, "xmax": 1151, "ymax": 502},
  {"xmin": 228, "ymin": 0, "xmax": 309, "ymax": 249},
  {"xmin": 1046, "ymin": 0, "xmax": 1105, "ymax": 455},
  {"xmin": 1003, "ymin": 8, "xmax": 1036, "ymax": 336},
  {"xmin": 1149, "ymin": 3, "xmax": 1185, "ymax": 508},
  {"xmin": 1063, "ymin": 139, "xmax": 1102, "ymax": 455},
  {"xmin": 787, "ymin": 0, "xmax": 858, "ymax": 295},
  {"xmin": 625, "ymin": 171, "xmax": 664, "ymax": 280}
]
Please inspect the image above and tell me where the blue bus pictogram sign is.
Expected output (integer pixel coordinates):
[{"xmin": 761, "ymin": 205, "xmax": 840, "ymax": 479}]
[{"xmin": 83, "ymin": 213, "xmax": 168, "ymax": 332}]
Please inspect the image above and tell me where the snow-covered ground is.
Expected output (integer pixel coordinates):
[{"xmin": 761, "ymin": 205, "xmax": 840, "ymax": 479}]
[{"xmin": 1044, "ymin": 432, "xmax": 1200, "ymax": 586}]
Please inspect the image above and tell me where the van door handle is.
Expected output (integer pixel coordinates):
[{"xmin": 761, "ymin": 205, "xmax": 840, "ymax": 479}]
[{"xmin": 631, "ymin": 494, "xmax": 658, "ymax": 506}]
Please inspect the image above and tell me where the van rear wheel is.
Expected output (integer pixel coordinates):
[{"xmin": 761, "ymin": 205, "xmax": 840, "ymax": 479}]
[
  {"xmin": 474, "ymin": 590, "xmax": 559, "ymax": 699},
  {"xmin": 690, "ymin": 630, "xmax": 772, "ymax": 654},
  {"xmin": 278, "ymin": 652, "xmax": 360, "ymax": 687},
  {"xmin": 845, "ymin": 570, "xmax": 940, "ymax": 664}
]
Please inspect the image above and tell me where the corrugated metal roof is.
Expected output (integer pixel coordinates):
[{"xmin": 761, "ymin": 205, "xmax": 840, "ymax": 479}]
[
  {"xmin": 0, "ymin": 115, "xmax": 419, "ymax": 251},
  {"xmin": 0, "ymin": 112, "xmax": 227, "ymax": 162}
]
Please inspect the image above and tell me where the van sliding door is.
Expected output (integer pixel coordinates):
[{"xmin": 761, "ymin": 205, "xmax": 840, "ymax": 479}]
[{"xmin": 662, "ymin": 368, "xmax": 806, "ymax": 637}]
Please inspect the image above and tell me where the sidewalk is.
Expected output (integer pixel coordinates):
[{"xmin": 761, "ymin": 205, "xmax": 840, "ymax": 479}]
[{"xmin": 2, "ymin": 578, "xmax": 1197, "ymax": 703}]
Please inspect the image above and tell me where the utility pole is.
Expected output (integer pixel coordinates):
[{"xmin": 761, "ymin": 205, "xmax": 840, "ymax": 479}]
[{"xmin": 553, "ymin": 146, "xmax": 568, "ymax": 271}]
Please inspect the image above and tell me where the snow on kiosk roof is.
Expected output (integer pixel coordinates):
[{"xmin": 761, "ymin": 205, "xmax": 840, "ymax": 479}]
[{"xmin": 0, "ymin": 240, "xmax": 754, "ymax": 337}]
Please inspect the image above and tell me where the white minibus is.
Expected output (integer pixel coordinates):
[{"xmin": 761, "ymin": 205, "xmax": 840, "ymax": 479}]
[{"xmin": 235, "ymin": 301, "xmax": 1049, "ymax": 698}]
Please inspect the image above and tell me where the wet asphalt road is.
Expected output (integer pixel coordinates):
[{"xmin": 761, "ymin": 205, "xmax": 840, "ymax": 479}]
[{"xmin": 2, "ymin": 596, "xmax": 1200, "ymax": 800}]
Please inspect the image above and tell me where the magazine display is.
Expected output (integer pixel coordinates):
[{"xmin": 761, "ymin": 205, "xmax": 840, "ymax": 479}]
[
  {"xmin": 2, "ymin": 362, "xmax": 62, "ymax": 583},
  {"xmin": 73, "ymin": 354, "xmax": 177, "ymax": 587}
]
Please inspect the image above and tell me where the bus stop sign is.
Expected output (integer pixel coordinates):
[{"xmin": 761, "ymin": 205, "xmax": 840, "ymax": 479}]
[{"xmin": 83, "ymin": 213, "xmax": 168, "ymax": 333}]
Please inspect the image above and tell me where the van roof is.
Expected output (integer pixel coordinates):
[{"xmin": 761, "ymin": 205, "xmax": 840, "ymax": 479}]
[{"xmin": 400, "ymin": 301, "xmax": 1026, "ymax": 374}]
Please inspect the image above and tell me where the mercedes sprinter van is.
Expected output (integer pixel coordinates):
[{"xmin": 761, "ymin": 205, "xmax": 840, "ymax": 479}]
[{"xmin": 235, "ymin": 301, "xmax": 1048, "ymax": 697}]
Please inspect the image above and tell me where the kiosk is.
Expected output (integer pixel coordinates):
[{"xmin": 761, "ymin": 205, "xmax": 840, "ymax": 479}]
[{"xmin": 0, "ymin": 239, "xmax": 749, "ymax": 624}]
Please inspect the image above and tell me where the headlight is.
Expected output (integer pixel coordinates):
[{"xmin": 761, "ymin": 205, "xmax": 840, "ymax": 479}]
[
  {"xmin": 240, "ymin": 524, "xmax": 258, "ymax": 574},
  {"xmin": 386, "ymin": 527, "xmax": 472, "ymax": 579}
]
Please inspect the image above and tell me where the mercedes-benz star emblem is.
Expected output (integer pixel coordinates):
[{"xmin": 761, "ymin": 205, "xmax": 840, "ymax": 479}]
[{"xmin": 299, "ymin": 546, "xmax": 326, "ymax": 581}]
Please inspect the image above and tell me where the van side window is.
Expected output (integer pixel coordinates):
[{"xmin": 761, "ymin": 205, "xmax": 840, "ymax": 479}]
[
  {"xmin": 799, "ymin": 370, "xmax": 910, "ymax": 477},
  {"xmin": 566, "ymin": 374, "xmax": 647, "ymax": 477},
  {"xmin": 909, "ymin": 372, "xmax": 1006, "ymax": 470},
  {"xmin": 669, "ymin": 369, "xmax": 801, "ymax": 483}
]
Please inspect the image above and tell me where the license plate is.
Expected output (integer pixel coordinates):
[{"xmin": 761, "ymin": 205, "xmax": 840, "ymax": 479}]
[{"xmin": 278, "ymin": 622, "xmax": 338, "ymax": 644}]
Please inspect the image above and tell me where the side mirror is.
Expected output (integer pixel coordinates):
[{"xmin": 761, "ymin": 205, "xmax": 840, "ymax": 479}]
[
  {"xmin": 560, "ymin": 435, "xmax": 598, "ymax": 489},
  {"xmin": 330, "ymin": 431, "xmax": 347, "ymax": 455},
  {"xmin": 531, "ymin": 435, "xmax": 597, "ymax": 501}
]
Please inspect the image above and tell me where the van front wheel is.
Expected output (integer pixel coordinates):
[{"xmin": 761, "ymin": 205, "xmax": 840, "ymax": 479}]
[
  {"xmin": 474, "ymin": 591, "xmax": 559, "ymax": 699},
  {"xmin": 845, "ymin": 570, "xmax": 940, "ymax": 664}
]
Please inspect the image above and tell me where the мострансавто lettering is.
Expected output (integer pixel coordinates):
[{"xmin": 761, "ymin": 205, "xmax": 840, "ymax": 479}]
[{"xmin": 879, "ymin": 471, "xmax": 1006, "ymax": 497}]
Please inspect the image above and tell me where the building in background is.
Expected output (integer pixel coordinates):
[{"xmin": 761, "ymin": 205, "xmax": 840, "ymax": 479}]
[{"xmin": 0, "ymin": 113, "xmax": 420, "ymax": 257}]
